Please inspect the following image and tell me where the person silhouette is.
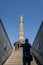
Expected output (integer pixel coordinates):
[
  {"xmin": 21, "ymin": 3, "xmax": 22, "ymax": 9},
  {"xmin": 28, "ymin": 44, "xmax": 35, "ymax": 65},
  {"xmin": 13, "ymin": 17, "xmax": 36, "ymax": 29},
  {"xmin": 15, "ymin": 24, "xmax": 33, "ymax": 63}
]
[{"xmin": 20, "ymin": 39, "xmax": 32, "ymax": 65}]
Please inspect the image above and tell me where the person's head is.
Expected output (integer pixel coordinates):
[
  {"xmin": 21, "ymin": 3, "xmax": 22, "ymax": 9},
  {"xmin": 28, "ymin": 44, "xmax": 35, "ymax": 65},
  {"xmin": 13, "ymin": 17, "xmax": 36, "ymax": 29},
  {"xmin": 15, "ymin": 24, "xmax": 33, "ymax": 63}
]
[{"xmin": 25, "ymin": 39, "xmax": 28, "ymax": 43}]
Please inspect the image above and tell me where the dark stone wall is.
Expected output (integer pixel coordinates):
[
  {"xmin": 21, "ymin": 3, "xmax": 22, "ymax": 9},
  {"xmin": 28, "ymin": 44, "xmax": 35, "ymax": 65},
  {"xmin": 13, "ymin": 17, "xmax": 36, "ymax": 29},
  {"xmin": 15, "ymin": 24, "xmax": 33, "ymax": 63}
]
[
  {"xmin": 0, "ymin": 20, "xmax": 12, "ymax": 65},
  {"xmin": 31, "ymin": 22, "xmax": 43, "ymax": 65}
]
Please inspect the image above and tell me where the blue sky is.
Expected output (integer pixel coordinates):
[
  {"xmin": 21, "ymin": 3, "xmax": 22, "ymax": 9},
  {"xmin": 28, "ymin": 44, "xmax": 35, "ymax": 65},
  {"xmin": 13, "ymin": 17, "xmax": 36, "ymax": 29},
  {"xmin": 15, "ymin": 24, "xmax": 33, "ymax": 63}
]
[{"xmin": 0, "ymin": 0, "xmax": 43, "ymax": 47}]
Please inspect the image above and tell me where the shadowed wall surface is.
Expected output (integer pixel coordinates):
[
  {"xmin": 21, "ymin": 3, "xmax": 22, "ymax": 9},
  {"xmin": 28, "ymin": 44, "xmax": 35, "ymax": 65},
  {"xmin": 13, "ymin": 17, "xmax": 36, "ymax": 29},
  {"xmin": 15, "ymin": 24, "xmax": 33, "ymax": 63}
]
[
  {"xmin": 31, "ymin": 22, "xmax": 43, "ymax": 65},
  {"xmin": 0, "ymin": 20, "xmax": 12, "ymax": 65}
]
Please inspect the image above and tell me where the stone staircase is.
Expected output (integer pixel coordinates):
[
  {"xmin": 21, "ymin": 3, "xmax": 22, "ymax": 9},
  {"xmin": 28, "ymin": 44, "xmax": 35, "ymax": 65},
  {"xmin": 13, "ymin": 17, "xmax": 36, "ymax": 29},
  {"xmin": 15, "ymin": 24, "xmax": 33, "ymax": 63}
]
[
  {"xmin": 3, "ymin": 48, "xmax": 23, "ymax": 65},
  {"xmin": 3, "ymin": 48, "xmax": 37, "ymax": 65}
]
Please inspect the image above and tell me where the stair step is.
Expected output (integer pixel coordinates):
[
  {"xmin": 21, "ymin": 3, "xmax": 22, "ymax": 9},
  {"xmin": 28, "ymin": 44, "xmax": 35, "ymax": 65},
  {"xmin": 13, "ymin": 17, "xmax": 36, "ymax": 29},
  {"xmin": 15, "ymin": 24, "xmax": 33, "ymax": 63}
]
[{"xmin": 3, "ymin": 48, "xmax": 37, "ymax": 65}]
